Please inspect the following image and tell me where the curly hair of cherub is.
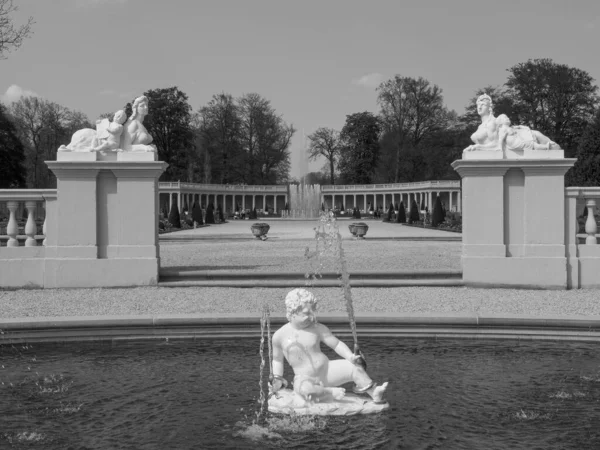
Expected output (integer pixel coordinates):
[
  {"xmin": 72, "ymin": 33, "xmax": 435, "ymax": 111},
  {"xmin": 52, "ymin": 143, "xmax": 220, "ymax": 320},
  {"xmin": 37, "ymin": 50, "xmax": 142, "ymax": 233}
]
[{"xmin": 285, "ymin": 288, "xmax": 317, "ymax": 321}]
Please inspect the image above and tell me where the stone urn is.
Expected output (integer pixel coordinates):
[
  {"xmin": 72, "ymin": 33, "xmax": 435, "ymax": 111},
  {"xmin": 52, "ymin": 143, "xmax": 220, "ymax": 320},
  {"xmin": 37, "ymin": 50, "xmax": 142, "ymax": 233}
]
[
  {"xmin": 251, "ymin": 222, "xmax": 270, "ymax": 240},
  {"xmin": 348, "ymin": 223, "xmax": 357, "ymax": 237},
  {"xmin": 353, "ymin": 222, "xmax": 369, "ymax": 239}
]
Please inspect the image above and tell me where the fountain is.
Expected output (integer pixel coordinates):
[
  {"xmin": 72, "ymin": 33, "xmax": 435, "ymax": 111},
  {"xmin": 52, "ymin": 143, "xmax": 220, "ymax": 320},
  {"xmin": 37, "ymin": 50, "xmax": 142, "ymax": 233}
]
[
  {"xmin": 265, "ymin": 211, "xmax": 389, "ymax": 415},
  {"xmin": 284, "ymin": 183, "xmax": 322, "ymax": 219}
]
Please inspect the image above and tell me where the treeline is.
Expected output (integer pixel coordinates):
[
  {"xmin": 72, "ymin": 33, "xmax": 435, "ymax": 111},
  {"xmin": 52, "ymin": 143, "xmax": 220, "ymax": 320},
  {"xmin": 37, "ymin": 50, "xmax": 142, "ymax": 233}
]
[
  {"xmin": 1, "ymin": 87, "xmax": 295, "ymax": 188},
  {"xmin": 306, "ymin": 58, "xmax": 600, "ymax": 187},
  {"xmin": 2, "ymin": 58, "xmax": 600, "ymax": 190}
]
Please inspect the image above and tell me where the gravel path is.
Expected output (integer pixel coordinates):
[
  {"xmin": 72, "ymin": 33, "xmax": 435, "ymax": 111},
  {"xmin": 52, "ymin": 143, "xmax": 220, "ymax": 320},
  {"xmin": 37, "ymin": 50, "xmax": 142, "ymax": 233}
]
[{"xmin": 2, "ymin": 286, "xmax": 600, "ymax": 319}]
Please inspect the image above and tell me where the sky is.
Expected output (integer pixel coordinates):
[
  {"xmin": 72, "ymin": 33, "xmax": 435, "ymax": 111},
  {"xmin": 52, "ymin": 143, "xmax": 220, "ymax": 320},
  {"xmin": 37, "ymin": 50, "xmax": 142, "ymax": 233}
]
[{"xmin": 2, "ymin": 0, "xmax": 600, "ymax": 178}]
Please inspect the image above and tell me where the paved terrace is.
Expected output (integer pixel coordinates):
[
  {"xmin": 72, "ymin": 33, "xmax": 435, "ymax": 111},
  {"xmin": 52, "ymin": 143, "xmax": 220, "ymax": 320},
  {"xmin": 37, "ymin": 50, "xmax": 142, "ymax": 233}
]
[{"xmin": 2, "ymin": 220, "xmax": 600, "ymax": 322}]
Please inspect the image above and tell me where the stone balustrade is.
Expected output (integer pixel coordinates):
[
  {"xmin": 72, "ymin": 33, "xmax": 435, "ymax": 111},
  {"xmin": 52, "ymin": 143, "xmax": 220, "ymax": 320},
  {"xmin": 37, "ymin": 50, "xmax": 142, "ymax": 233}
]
[
  {"xmin": 0, "ymin": 190, "xmax": 57, "ymax": 249},
  {"xmin": 565, "ymin": 187, "xmax": 600, "ymax": 289}
]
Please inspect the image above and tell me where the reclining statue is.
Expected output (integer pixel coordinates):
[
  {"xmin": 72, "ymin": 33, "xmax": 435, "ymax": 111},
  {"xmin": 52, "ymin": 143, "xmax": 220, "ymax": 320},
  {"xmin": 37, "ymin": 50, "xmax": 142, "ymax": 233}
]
[
  {"xmin": 58, "ymin": 95, "xmax": 156, "ymax": 153},
  {"xmin": 464, "ymin": 93, "xmax": 562, "ymax": 156}
]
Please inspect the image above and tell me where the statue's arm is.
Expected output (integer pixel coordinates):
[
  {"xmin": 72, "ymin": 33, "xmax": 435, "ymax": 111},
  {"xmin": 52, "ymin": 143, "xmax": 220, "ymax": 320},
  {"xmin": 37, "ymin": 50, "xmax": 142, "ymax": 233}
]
[
  {"xmin": 271, "ymin": 331, "xmax": 286, "ymax": 392},
  {"xmin": 320, "ymin": 324, "xmax": 354, "ymax": 361},
  {"xmin": 272, "ymin": 331, "xmax": 285, "ymax": 377}
]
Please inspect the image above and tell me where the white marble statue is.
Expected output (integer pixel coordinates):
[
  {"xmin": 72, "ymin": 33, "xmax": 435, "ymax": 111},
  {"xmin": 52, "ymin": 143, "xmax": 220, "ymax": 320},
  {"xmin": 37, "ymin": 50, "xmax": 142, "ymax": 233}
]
[
  {"xmin": 58, "ymin": 96, "xmax": 156, "ymax": 153},
  {"xmin": 91, "ymin": 110, "xmax": 127, "ymax": 152},
  {"xmin": 120, "ymin": 95, "xmax": 156, "ymax": 153},
  {"xmin": 268, "ymin": 288, "xmax": 389, "ymax": 415},
  {"xmin": 463, "ymin": 93, "xmax": 563, "ymax": 159},
  {"xmin": 496, "ymin": 114, "xmax": 560, "ymax": 152},
  {"xmin": 464, "ymin": 93, "xmax": 501, "ymax": 152}
]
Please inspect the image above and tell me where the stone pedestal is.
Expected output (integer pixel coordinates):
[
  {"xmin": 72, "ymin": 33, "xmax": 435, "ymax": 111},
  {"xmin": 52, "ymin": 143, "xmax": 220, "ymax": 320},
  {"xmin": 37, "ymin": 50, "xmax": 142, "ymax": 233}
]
[
  {"xmin": 44, "ymin": 160, "xmax": 167, "ymax": 288},
  {"xmin": 452, "ymin": 158, "xmax": 576, "ymax": 289}
]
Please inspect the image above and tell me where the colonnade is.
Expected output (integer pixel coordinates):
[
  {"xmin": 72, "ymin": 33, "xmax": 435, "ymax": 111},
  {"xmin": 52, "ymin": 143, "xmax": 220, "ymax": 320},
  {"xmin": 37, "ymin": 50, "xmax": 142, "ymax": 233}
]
[
  {"xmin": 158, "ymin": 181, "xmax": 462, "ymax": 217},
  {"xmin": 321, "ymin": 181, "xmax": 462, "ymax": 213},
  {"xmin": 158, "ymin": 182, "xmax": 288, "ymax": 215}
]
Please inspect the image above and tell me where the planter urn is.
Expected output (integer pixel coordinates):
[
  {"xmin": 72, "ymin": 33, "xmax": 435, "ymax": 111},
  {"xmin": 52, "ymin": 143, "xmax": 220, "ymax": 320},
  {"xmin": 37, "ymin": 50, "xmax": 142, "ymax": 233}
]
[
  {"xmin": 251, "ymin": 223, "xmax": 270, "ymax": 240},
  {"xmin": 354, "ymin": 222, "xmax": 369, "ymax": 239}
]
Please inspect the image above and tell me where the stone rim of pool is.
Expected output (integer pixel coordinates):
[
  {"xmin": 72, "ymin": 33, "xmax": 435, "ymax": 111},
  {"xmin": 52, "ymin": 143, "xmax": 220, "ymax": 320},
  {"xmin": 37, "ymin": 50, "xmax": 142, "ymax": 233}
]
[{"xmin": 2, "ymin": 313, "xmax": 600, "ymax": 344}]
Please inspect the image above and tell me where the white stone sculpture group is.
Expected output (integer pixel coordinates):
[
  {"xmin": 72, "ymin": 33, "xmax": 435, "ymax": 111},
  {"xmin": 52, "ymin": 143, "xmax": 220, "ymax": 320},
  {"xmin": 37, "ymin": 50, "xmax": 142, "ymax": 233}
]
[
  {"xmin": 464, "ymin": 93, "xmax": 563, "ymax": 159},
  {"xmin": 58, "ymin": 95, "xmax": 156, "ymax": 154}
]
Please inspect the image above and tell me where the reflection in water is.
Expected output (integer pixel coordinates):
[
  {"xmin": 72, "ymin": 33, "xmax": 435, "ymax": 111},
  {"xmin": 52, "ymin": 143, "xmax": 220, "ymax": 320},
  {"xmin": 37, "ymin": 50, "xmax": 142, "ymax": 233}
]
[{"xmin": 1, "ymin": 339, "xmax": 600, "ymax": 449}]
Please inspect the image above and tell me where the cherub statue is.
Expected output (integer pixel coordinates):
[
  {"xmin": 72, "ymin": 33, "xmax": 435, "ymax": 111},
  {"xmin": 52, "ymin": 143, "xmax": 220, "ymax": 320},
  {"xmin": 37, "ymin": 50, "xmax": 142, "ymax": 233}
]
[
  {"xmin": 270, "ymin": 288, "xmax": 388, "ymax": 405},
  {"xmin": 91, "ymin": 110, "xmax": 127, "ymax": 152},
  {"xmin": 496, "ymin": 114, "xmax": 560, "ymax": 152}
]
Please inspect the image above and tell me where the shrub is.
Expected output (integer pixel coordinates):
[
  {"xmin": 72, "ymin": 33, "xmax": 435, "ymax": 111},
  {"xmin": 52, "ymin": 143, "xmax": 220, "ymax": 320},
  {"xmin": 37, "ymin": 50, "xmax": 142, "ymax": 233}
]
[
  {"xmin": 409, "ymin": 200, "xmax": 420, "ymax": 224},
  {"xmin": 168, "ymin": 203, "xmax": 181, "ymax": 229},
  {"xmin": 396, "ymin": 201, "xmax": 406, "ymax": 223},
  {"xmin": 205, "ymin": 203, "xmax": 215, "ymax": 224},
  {"xmin": 217, "ymin": 205, "xmax": 225, "ymax": 222},
  {"xmin": 192, "ymin": 202, "xmax": 203, "ymax": 226},
  {"xmin": 386, "ymin": 203, "xmax": 393, "ymax": 221},
  {"xmin": 431, "ymin": 197, "xmax": 445, "ymax": 227}
]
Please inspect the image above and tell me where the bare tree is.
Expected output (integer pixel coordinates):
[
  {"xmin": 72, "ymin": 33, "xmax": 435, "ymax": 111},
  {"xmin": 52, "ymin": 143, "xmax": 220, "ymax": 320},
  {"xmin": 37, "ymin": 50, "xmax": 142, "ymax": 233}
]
[
  {"xmin": 237, "ymin": 93, "xmax": 294, "ymax": 184},
  {"xmin": 377, "ymin": 76, "xmax": 448, "ymax": 182},
  {"xmin": 10, "ymin": 97, "xmax": 90, "ymax": 188},
  {"xmin": 0, "ymin": 0, "xmax": 34, "ymax": 59},
  {"xmin": 307, "ymin": 127, "xmax": 341, "ymax": 185}
]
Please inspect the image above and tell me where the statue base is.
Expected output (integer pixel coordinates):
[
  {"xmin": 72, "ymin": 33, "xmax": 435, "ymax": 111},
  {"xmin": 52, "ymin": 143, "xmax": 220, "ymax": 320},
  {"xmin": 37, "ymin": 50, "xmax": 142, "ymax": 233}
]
[
  {"xmin": 268, "ymin": 388, "xmax": 389, "ymax": 416},
  {"xmin": 462, "ymin": 149, "xmax": 564, "ymax": 160},
  {"xmin": 56, "ymin": 150, "xmax": 157, "ymax": 162}
]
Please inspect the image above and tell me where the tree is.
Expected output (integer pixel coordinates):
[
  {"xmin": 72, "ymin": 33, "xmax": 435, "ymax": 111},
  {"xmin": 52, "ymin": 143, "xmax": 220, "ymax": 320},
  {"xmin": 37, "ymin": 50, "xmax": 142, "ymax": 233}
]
[
  {"xmin": 408, "ymin": 200, "xmax": 420, "ymax": 224},
  {"xmin": 337, "ymin": 112, "xmax": 381, "ymax": 184},
  {"xmin": 567, "ymin": 109, "xmax": 600, "ymax": 186},
  {"xmin": 10, "ymin": 96, "xmax": 92, "ymax": 188},
  {"xmin": 191, "ymin": 202, "xmax": 203, "ymax": 226},
  {"xmin": 396, "ymin": 201, "xmax": 406, "ymax": 223},
  {"xmin": 237, "ymin": 93, "xmax": 294, "ymax": 184},
  {"xmin": 168, "ymin": 203, "xmax": 181, "ymax": 228},
  {"xmin": 205, "ymin": 203, "xmax": 215, "ymax": 224},
  {"xmin": 307, "ymin": 127, "xmax": 341, "ymax": 185},
  {"xmin": 130, "ymin": 87, "xmax": 195, "ymax": 181},
  {"xmin": 431, "ymin": 197, "xmax": 445, "ymax": 227},
  {"xmin": 0, "ymin": 103, "xmax": 26, "ymax": 187},
  {"xmin": 197, "ymin": 93, "xmax": 243, "ymax": 184},
  {"xmin": 0, "ymin": 0, "xmax": 34, "ymax": 59},
  {"xmin": 377, "ymin": 76, "xmax": 449, "ymax": 182},
  {"xmin": 505, "ymin": 59, "xmax": 599, "ymax": 155}
]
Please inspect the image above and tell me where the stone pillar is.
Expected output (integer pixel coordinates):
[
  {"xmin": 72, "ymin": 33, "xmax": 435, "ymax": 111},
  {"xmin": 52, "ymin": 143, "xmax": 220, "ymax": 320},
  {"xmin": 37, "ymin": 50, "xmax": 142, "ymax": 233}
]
[
  {"xmin": 452, "ymin": 158, "xmax": 575, "ymax": 289},
  {"xmin": 44, "ymin": 160, "xmax": 167, "ymax": 288}
]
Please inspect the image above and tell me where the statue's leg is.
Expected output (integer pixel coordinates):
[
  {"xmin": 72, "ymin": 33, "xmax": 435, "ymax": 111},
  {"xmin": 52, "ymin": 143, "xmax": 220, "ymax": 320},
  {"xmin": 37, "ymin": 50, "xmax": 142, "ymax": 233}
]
[
  {"xmin": 294, "ymin": 375, "xmax": 345, "ymax": 401},
  {"xmin": 325, "ymin": 359, "xmax": 372, "ymax": 390},
  {"xmin": 326, "ymin": 360, "xmax": 388, "ymax": 403}
]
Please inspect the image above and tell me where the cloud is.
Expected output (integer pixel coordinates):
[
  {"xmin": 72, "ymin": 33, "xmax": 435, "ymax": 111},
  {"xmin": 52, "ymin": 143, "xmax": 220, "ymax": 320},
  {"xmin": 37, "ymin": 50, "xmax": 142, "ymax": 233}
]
[
  {"xmin": 1, "ymin": 84, "xmax": 39, "ymax": 105},
  {"xmin": 352, "ymin": 73, "xmax": 385, "ymax": 89}
]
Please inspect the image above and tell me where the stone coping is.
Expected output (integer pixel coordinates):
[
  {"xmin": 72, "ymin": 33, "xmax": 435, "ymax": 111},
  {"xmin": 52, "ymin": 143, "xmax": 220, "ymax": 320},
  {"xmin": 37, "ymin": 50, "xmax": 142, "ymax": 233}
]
[{"xmin": 2, "ymin": 313, "xmax": 600, "ymax": 344}]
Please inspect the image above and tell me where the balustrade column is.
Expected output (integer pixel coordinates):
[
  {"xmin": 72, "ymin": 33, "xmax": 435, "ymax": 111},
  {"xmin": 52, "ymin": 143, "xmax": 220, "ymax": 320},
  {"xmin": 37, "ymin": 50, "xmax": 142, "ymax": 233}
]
[
  {"xmin": 42, "ymin": 201, "xmax": 47, "ymax": 246},
  {"xmin": 449, "ymin": 191, "xmax": 453, "ymax": 211},
  {"xmin": 585, "ymin": 199, "xmax": 598, "ymax": 245},
  {"xmin": 169, "ymin": 193, "xmax": 173, "ymax": 211},
  {"xmin": 177, "ymin": 192, "xmax": 182, "ymax": 212},
  {"xmin": 6, "ymin": 201, "xmax": 19, "ymax": 247},
  {"xmin": 24, "ymin": 201, "xmax": 38, "ymax": 247}
]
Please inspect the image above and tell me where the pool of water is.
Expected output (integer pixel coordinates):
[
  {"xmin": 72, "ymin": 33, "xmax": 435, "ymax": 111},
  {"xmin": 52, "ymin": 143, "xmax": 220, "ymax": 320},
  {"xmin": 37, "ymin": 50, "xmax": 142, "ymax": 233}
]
[{"xmin": 1, "ymin": 338, "xmax": 600, "ymax": 449}]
